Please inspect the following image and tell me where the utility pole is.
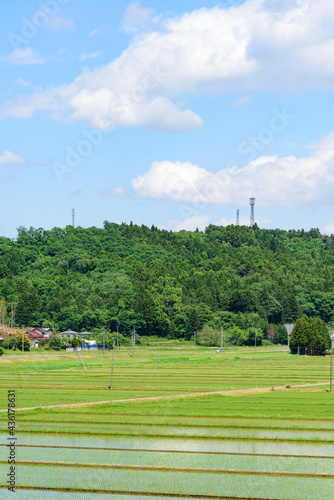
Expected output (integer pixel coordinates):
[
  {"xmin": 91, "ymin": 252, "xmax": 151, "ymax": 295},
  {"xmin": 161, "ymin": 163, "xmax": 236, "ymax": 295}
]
[
  {"xmin": 129, "ymin": 332, "xmax": 132, "ymax": 356},
  {"xmin": 22, "ymin": 325, "xmax": 24, "ymax": 356},
  {"xmin": 330, "ymin": 325, "xmax": 334, "ymax": 393},
  {"xmin": 255, "ymin": 332, "xmax": 257, "ymax": 352},
  {"xmin": 102, "ymin": 326, "xmax": 105, "ymax": 353},
  {"xmin": 194, "ymin": 330, "xmax": 196, "ymax": 353},
  {"xmin": 117, "ymin": 325, "xmax": 119, "ymax": 354},
  {"xmin": 76, "ymin": 349, "xmax": 78, "ymax": 371},
  {"xmin": 110, "ymin": 338, "xmax": 115, "ymax": 389},
  {"xmin": 132, "ymin": 326, "xmax": 135, "ymax": 357},
  {"xmin": 221, "ymin": 328, "xmax": 223, "ymax": 349}
]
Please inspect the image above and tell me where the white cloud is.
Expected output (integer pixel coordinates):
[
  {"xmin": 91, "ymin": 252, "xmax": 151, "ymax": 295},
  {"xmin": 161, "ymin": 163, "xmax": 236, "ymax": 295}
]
[
  {"xmin": 88, "ymin": 28, "xmax": 103, "ymax": 37},
  {"xmin": 165, "ymin": 213, "xmax": 271, "ymax": 232},
  {"xmin": 132, "ymin": 161, "xmax": 212, "ymax": 200},
  {"xmin": 214, "ymin": 214, "xmax": 272, "ymax": 228},
  {"xmin": 99, "ymin": 187, "xmax": 125, "ymax": 197},
  {"xmin": 228, "ymin": 95, "xmax": 250, "ymax": 108},
  {"xmin": 2, "ymin": 48, "xmax": 45, "ymax": 65},
  {"xmin": 14, "ymin": 78, "xmax": 31, "ymax": 87},
  {"xmin": 2, "ymin": 1, "xmax": 334, "ymax": 130},
  {"xmin": 170, "ymin": 215, "xmax": 210, "ymax": 232},
  {"xmin": 0, "ymin": 150, "xmax": 25, "ymax": 166},
  {"xmin": 122, "ymin": 2, "xmax": 158, "ymax": 33},
  {"xmin": 79, "ymin": 51, "xmax": 102, "ymax": 62},
  {"xmin": 132, "ymin": 132, "xmax": 334, "ymax": 207},
  {"xmin": 322, "ymin": 224, "xmax": 334, "ymax": 235}
]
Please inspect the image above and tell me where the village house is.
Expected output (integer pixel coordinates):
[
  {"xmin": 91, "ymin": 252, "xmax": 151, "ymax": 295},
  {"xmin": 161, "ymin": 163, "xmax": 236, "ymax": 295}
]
[{"xmin": 26, "ymin": 328, "xmax": 52, "ymax": 348}]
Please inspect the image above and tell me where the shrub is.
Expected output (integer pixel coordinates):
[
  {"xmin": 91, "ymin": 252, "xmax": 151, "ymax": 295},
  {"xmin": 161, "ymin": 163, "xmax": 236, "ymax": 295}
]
[
  {"xmin": 49, "ymin": 334, "xmax": 62, "ymax": 351},
  {"xmin": 71, "ymin": 335, "xmax": 80, "ymax": 347}
]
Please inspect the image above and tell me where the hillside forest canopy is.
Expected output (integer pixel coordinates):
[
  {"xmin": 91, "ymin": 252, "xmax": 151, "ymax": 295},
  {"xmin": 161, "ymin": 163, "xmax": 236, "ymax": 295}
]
[{"xmin": 1, "ymin": 222, "xmax": 334, "ymax": 346}]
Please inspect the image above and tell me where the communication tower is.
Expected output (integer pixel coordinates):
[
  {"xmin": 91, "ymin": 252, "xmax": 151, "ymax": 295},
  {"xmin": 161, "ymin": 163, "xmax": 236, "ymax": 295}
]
[
  {"xmin": 249, "ymin": 198, "xmax": 255, "ymax": 226},
  {"xmin": 72, "ymin": 208, "xmax": 75, "ymax": 228},
  {"xmin": 236, "ymin": 209, "xmax": 240, "ymax": 226}
]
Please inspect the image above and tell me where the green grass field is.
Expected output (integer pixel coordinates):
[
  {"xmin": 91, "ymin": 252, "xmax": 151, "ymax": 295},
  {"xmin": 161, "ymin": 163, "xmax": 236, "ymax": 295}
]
[{"xmin": 1, "ymin": 347, "xmax": 333, "ymax": 499}]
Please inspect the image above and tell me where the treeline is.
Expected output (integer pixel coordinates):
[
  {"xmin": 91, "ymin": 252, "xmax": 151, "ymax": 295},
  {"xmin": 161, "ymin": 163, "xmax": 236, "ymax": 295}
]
[{"xmin": 0, "ymin": 222, "xmax": 334, "ymax": 341}]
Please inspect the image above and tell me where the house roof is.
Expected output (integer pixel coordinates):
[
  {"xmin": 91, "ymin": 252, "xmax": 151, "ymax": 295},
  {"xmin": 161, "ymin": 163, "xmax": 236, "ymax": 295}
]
[
  {"xmin": 80, "ymin": 331, "xmax": 92, "ymax": 335},
  {"xmin": 26, "ymin": 331, "xmax": 45, "ymax": 339},
  {"xmin": 60, "ymin": 330, "xmax": 78, "ymax": 335},
  {"xmin": 33, "ymin": 328, "xmax": 51, "ymax": 334}
]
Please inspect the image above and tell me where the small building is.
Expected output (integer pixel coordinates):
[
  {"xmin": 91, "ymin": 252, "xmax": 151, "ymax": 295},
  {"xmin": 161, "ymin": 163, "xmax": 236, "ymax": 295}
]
[
  {"xmin": 26, "ymin": 327, "xmax": 52, "ymax": 348},
  {"xmin": 80, "ymin": 331, "xmax": 92, "ymax": 337},
  {"xmin": 59, "ymin": 330, "xmax": 78, "ymax": 341}
]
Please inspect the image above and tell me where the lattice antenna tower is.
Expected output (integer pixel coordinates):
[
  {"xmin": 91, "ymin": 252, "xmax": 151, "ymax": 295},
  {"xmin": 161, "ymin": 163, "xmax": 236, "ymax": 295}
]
[
  {"xmin": 249, "ymin": 197, "xmax": 255, "ymax": 226},
  {"xmin": 72, "ymin": 208, "xmax": 75, "ymax": 228},
  {"xmin": 236, "ymin": 209, "xmax": 240, "ymax": 226}
]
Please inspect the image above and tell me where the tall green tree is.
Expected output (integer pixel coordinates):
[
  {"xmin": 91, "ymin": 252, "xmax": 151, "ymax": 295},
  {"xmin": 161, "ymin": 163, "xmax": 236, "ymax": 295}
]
[{"xmin": 290, "ymin": 315, "xmax": 330, "ymax": 354}]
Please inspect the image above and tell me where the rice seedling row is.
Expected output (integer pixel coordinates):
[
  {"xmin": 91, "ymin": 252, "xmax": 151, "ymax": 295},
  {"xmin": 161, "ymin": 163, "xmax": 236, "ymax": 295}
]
[{"xmin": 1, "ymin": 464, "xmax": 333, "ymax": 499}]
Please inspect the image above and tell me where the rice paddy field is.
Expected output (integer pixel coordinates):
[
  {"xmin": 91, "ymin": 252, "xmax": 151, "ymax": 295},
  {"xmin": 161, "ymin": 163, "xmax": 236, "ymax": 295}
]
[{"xmin": 0, "ymin": 346, "xmax": 333, "ymax": 499}]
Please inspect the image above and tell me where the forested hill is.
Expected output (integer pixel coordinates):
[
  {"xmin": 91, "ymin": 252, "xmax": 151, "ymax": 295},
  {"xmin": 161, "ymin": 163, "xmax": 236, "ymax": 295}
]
[{"xmin": 1, "ymin": 222, "xmax": 334, "ymax": 339}]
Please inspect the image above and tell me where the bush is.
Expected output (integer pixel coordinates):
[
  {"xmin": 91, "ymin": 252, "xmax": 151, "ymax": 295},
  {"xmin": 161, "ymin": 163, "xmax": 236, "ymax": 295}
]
[
  {"xmin": 61, "ymin": 337, "xmax": 69, "ymax": 349},
  {"xmin": 71, "ymin": 335, "xmax": 80, "ymax": 347},
  {"xmin": 49, "ymin": 334, "xmax": 62, "ymax": 351},
  {"xmin": 39, "ymin": 338, "xmax": 50, "ymax": 348},
  {"xmin": 0, "ymin": 346, "xmax": 5, "ymax": 356}
]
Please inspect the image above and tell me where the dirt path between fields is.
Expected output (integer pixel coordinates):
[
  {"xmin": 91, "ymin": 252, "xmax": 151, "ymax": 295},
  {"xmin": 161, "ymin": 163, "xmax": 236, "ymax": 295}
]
[{"xmin": 0, "ymin": 382, "xmax": 328, "ymax": 413}]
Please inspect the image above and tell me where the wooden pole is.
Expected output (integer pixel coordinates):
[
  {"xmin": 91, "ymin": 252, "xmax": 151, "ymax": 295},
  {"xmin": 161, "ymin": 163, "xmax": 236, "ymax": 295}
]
[{"xmin": 110, "ymin": 339, "xmax": 115, "ymax": 389}]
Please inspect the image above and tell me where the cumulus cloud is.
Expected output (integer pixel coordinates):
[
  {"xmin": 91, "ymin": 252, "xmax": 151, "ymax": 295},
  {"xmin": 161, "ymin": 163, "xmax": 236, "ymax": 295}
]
[
  {"xmin": 1, "ymin": 0, "xmax": 334, "ymax": 130},
  {"xmin": 0, "ymin": 150, "xmax": 25, "ymax": 165},
  {"xmin": 1, "ymin": 47, "xmax": 45, "ymax": 65},
  {"xmin": 166, "ymin": 213, "xmax": 271, "ymax": 232},
  {"xmin": 132, "ymin": 132, "xmax": 334, "ymax": 207},
  {"xmin": 0, "ymin": 150, "xmax": 25, "ymax": 177},
  {"xmin": 171, "ymin": 215, "xmax": 210, "ymax": 232}
]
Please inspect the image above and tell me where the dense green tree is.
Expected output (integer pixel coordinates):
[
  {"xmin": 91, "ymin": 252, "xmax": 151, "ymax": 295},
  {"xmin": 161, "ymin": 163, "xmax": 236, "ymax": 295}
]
[
  {"xmin": 290, "ymin": 315, "xmax": 330, "ymax": 354},
  {"xmin": 197, "ymin": 324, "xmax": 220, "ymax": 346}
]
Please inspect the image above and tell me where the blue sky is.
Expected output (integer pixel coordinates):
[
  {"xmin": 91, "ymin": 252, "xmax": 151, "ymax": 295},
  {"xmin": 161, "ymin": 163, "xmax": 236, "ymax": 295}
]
[{"xmin": 1, "ymin": 0, "xmax": 334, "ymax": 237}]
